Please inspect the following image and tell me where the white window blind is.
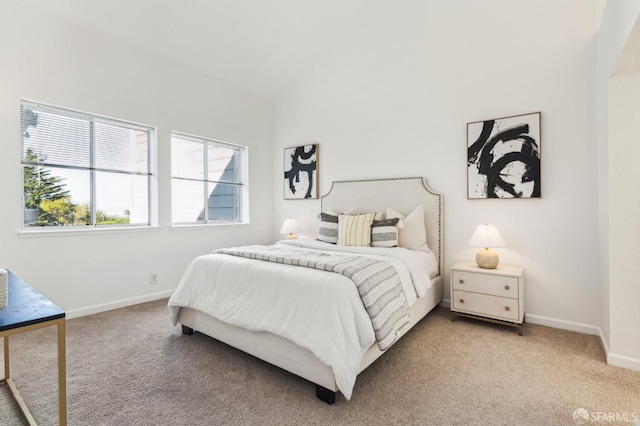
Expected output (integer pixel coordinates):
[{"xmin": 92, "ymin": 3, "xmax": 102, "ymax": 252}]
[
  {"xmin": 171, "ymin": 132, "xmax": 246, "ymax": 224},
  {"xmin": 21, "ymin": 100, "xmax": 155, "ymax": 228}
]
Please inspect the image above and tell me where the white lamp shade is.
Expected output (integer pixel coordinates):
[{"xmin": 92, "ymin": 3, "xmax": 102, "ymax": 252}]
[
  {"xmin": 468, "ymin": 224, "xmax": 506, "ymax": 248},
  {"xmin": 280, "ymin": 218, "xmax": 300, "ymax": 234}
]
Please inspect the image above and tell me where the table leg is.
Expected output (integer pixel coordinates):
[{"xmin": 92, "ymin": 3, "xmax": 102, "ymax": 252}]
[
  {"xmin": 3, "ymin": 335, "xmax": 9, "ymax": 379},
  {"xmin": 3, "ymin": 331, "xmax": 37, "ymax": 425},
  {"xmin": 57, "ymin": 319, "xmax": 67, "ymax": 426}
]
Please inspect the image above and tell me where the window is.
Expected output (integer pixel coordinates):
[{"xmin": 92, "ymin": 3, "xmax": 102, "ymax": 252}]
[
  {"xmin": 171, "ymin": 132, "xmax": 246, "ymax": 224},
  {"xmin": 21, "ymin": 100, "xmax": 155, "ymax": 229}
]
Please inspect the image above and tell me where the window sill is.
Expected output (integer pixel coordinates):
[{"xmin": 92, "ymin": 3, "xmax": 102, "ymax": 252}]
[{"xmin": 18, "ymin": 225, "xmax": 162, "ymax": 238}]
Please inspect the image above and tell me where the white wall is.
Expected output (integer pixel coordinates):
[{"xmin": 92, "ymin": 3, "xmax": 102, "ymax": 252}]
[
  {"xmin": 596, "ymin": 0, "xmax": 640, "ymax": 368},
  {"xmin": 596, "ymin": 0, "xmax": 640, "ymax": 369},
  {"xmin": 0, "ymin": 3, "xmax": 274, "ymax": 316},
  {"xmin": 609, "ymin": 72, "xmax": 640, "ymax": 368},
  {"xmin": 595, "ymin": 0, "xmax": 640, "ymax": 360},
  {"xmin": 274, "ymin": 0, "xmax": 601, "ymax": 332}
]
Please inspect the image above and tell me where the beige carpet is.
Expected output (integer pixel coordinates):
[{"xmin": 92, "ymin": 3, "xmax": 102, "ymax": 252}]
[{"xmin": 1, "ymin": 299, "xmax": 639, "ymax": 425}]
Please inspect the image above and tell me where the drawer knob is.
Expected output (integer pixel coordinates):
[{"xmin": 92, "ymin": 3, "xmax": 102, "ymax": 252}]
[
  {"xmin": 505, "ymin": 285, "xmax": 510, "ymax": 290},
  {"xmin": 459, "ymin": 279, "xmax": 464, "ymax": 284},
  {"xmin": 459, "ymin": 299, "xmax": 464, "ymax": 304},
  {"xmin": 505, "ymin": 306, "xmax": 510, "ymax": 311}
]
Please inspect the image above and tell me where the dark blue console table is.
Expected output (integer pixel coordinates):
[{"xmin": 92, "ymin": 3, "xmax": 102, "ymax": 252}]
[{"xmin": 0, "ymin": 270, "xmax": 66, "ymax": 425}]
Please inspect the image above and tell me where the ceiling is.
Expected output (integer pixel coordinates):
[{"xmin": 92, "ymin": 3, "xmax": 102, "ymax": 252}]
[{"xmin": 18, "ymin": 0, "xmax": 367, "ymax": 99}]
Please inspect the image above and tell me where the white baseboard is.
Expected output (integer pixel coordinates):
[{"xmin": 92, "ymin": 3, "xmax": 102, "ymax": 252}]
[
  {"xmin": 524, "ymin": 313, "xmax": 600, "ymax": 336},
  {"xmin": 597, "ymin": 327, "xmax": 610, "ymax": 354},
  {"xmin": 65, "ymin": 289, "xmax": 175, "ymax": 319},
  {"xmin": 607, "ymin": 352, "xmax": 640, "ymax": 372}
]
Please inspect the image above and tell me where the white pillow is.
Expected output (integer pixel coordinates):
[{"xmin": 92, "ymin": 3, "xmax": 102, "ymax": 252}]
[{"xmin": 385, "ymin": 205, "xmax": 429, "ymax": 252}]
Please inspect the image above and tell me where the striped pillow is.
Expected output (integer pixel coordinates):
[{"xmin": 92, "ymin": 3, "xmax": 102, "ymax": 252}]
[
  {"xmin": 317, "ymin": 213, "xmax": 339, "ymax": 244},
  {"xmin": 371, "ymin": 218, "xmax": 400, "ymax": 247},
  {"xmin": 337, "ymin": 213, "xmax": 375, "ymax": 247}
]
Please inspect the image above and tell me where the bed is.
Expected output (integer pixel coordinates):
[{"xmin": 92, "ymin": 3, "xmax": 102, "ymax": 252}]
[{"xmin": 168, "ymin": 176, "xmax": 443, "ymax": 404}]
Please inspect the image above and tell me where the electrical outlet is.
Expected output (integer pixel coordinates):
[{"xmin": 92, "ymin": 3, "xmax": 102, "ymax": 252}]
[{"xmin": 150, "ymin": 273, "xmax": 159, "ymax": 285}]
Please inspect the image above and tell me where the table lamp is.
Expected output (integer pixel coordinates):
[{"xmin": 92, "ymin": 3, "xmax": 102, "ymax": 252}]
[
  {"xmin": 280, "ymin": 218, "xmax": 300, "ymax": 239},
  {"xmin": 468, "ymin": 224, "xmax": 506, "ymax": 269}
]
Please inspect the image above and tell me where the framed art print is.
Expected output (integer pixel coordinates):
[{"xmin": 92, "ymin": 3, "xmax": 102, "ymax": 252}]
[
  {"xmin": 284, "ymin": 144, "xmax": 318, "ymax": 199},
  {"xmin": 467, "ymin": 112, "xmax": 541, "ymax": 199}
]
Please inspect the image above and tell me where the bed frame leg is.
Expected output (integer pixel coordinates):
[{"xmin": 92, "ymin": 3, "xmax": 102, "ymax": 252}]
[
  {"xmin": 315, "ymin": 385, "xmax": 336, "ymax": 404},
  {"xmin": 181, "ymin": 325, "xmax": 194, "ymax": 335}
]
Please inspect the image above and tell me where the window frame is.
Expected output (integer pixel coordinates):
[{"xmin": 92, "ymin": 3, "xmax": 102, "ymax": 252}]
[
  {"xmin": 19, "ymin": 99, "xmax": 158, "ymax": 233},
  {"xmin": 170, "ymin": 131, "xmax": 248, "ymax": 226}
]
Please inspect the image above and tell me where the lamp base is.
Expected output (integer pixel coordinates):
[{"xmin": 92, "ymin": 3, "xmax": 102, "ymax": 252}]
[
  {"xmin": 476, "ymin": 248, "xmax": 499, "ymax": 269},
  {"xmin": 287, "ymin": 233, "xmax": 298, "ymax": 239}
]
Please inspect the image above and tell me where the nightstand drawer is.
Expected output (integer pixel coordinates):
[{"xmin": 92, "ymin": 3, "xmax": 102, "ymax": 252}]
[
  {"xmin": 452, "ymin": 290, "xmax": 519, "ymax": 322},
  {"xmin": 452, "ymin": 271, "xmax": 518, "ymax": 299}
]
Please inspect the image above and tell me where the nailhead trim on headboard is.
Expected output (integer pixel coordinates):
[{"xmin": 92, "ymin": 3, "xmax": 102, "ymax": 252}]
[{"xmin": 321, "ymin": 177, "xmax": 443, "ymax": 277}]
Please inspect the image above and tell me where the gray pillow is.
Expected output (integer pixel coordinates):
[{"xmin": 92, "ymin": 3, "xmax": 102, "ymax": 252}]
[
  {"xmin": 317, "ymin": 213, "xmax": 338, "ymax": 244},
  {"xmin": 371, "ymin": 218, "xmax": 399, "ymax": 247}
]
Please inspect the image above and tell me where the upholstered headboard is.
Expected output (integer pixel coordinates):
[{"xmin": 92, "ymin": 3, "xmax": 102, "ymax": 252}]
[{"xmin": 321, "ymin": 177, "xmax": 443, "ymax": 277}]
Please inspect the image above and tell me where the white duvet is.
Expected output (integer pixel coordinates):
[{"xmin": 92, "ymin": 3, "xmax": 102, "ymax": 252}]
[{"xmin": 168, "ymin": 239, "xmax": 436, "ymax": 400}]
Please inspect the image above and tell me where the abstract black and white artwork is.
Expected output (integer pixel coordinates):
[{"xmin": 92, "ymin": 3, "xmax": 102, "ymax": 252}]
[
  {"xmin": 284, "ymin": 144, "xmax": 318, "ymax": 199},
  {"xmin": 467, "ymin": 112, "xmax": 541, "ymax": 199}
]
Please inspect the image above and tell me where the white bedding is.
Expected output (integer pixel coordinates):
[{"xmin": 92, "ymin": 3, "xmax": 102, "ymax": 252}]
[{"xmin": 168, "ymin": 239, "xmax": 437, "ymax": 400}]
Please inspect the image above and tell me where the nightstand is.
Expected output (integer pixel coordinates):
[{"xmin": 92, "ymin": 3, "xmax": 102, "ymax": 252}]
[{"xmin": 450, "ymin": 262, "xmax": 525, "ymax": 335}]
